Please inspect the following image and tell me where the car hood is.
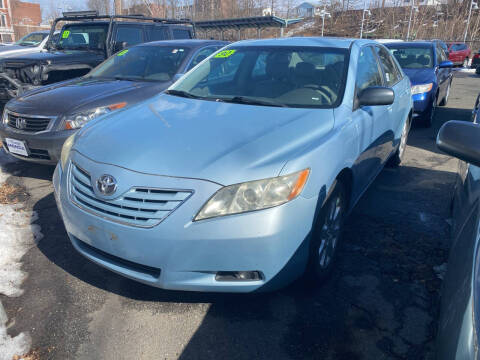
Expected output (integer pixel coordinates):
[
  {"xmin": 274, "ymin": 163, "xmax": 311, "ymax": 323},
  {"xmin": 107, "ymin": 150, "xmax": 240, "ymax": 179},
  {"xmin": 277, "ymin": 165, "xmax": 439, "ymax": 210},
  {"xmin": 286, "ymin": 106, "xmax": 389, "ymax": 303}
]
[
  {"xmin": 0, "ymin": 49, "xmax": 103, "ymax": 65},
  {"xmin": 403, "ymin": 68, "xmax": 436, "ymax": 86},
  {"xmin": 74, "ymin": 94, "xmax": 335, "ymax": 185},
  {"xmin": 0, "ymin": 45, "xmax": 35, "ymax": 54},
  {"xmin": 9, "ymin": 78, "xmax": 170, "ymax": 116}
]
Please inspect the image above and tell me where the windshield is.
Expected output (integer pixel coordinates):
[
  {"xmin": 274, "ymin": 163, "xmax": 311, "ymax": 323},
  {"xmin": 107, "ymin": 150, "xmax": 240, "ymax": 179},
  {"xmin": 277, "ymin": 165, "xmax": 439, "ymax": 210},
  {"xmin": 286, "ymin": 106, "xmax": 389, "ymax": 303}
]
[
  {"xmin": 88, "ymin": 46, "xmax": 190, "ymax": 81},
  {"xmin": 56, "ymin": 24, "xmax": 108, "ymax": 51},
  {"xmin": 15, "ymin": 32, "xmax": 47, "ymax": 47},
  {"xmin": 170, "ymin": 46, "xmax": 348, "ymax": 108},
  {"xmin": 388, "ymin": 46, "xmax": 434, "ymax": 69}
]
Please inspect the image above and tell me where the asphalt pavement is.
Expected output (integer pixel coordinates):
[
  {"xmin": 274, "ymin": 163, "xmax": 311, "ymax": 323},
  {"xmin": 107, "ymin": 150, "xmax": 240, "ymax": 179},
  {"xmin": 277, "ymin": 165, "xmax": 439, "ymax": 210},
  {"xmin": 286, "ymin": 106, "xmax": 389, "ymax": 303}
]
[{"xmin": 1, "ymin": 70, "xmax": 479, "ymax": 360}]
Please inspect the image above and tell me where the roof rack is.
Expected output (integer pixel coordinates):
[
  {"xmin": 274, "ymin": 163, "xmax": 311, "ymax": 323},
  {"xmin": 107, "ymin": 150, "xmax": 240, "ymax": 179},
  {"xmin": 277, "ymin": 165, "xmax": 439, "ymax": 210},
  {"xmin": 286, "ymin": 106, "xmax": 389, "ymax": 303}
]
[{"xmin": 46, "ymin": 13, "xmax": 195, "ymax": 51}]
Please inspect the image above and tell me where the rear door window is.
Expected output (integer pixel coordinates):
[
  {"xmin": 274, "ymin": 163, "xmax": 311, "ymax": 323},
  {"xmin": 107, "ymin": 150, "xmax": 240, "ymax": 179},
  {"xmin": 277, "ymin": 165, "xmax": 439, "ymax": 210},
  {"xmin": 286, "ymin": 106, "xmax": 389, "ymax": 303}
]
[
  {"xmin": 151, "ymin": 27, "xmax": 170, "ymax": 41},
  {"xmin": 115, "ymin": 26, "xmax": 144, "ymax": 46},
  {"xmin": 172, "ymin": 29, "xmax": 192, "ymax": 39}
]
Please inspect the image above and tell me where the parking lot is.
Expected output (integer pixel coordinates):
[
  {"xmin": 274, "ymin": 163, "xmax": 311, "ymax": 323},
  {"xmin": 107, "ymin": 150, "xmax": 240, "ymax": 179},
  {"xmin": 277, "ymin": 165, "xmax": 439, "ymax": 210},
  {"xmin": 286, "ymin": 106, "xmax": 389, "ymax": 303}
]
[{"xmin": 0, "ymin": 70, "xmax": 477, "ymax": 360}]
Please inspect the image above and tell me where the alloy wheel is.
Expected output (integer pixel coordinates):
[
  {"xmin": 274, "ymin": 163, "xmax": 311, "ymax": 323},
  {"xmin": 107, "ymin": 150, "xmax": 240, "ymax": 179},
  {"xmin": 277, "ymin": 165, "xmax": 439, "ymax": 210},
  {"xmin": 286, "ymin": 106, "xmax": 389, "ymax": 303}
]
[
  {"xmin": 398, "ymin": 121, "xmax": 408, "ymax": 159},
  {"xmin": 318, "ymin": 195, "xmax": 343, "ymax": 268}
]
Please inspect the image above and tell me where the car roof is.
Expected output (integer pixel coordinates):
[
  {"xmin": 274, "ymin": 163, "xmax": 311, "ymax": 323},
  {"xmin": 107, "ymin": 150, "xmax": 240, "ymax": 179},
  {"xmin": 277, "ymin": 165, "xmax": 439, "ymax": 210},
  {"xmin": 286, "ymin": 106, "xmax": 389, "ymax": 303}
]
[
  {"xmin": 384, "ymin": 41, "xmax": 434, "ymax": 47},
  {"xmin": 228, "ymin": 37, "xmax": 375, "ymax": 49},
  {"xmin": 138, "ymin": 39, "xmax": 229, "ymax": 48},
  {"xmin": 62, "ymin": 21, "xmax": 191, "ymax": 27}
]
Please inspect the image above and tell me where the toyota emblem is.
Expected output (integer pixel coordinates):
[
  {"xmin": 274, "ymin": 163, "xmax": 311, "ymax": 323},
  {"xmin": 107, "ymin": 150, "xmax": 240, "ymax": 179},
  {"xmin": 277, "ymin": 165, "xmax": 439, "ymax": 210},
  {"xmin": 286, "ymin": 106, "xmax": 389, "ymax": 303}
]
[{"xmin": 96, "ymin": 174, "xmax": 117, "ymax": 196}]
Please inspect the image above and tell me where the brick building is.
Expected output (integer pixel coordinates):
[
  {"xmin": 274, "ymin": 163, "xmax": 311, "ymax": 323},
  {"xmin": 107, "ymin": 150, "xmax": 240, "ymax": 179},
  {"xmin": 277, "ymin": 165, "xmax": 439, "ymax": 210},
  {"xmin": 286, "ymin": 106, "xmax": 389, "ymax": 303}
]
[
  {"xmin": 0, "ymin": 0, "xmax": 14, "ymax": 43},
  {"xmin": 0, "ymin": 0, "xmax": 44, "ymax": 43}
]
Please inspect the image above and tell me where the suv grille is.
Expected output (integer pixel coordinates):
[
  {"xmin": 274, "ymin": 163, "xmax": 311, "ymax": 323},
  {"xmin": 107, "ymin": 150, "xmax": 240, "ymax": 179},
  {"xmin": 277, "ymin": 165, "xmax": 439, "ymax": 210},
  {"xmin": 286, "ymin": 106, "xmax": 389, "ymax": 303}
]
[
  {"xmin": 7, "ymin": 112, "xmax": 53, "ymax": 133},
  {"xmin": 69, "ymin": 163, "xmax": 193, "ymax": 227}
]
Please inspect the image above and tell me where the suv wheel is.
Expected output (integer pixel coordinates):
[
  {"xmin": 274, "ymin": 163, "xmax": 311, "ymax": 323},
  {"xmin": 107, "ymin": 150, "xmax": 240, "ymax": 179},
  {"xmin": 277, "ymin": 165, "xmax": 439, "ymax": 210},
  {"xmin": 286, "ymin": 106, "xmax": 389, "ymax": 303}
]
[{"xmin": 307, "ymin": 180, "xmax": 347, "ymax": 282}]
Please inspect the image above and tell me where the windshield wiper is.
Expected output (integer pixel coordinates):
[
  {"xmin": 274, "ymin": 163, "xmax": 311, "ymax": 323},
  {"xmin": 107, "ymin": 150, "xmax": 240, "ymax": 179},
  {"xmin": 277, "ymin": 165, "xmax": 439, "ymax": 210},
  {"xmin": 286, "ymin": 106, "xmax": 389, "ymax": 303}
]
[
  {"xmin": 219, "ymin": 96, "xmax": 288, "ymax": 107},
  {"xmin": 164, "ymin": 89, "xmax": 201, "ymax": 99}
]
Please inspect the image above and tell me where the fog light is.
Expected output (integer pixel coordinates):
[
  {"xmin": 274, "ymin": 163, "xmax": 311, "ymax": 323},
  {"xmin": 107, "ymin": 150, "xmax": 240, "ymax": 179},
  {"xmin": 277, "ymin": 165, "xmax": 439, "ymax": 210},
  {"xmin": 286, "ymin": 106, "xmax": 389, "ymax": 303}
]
[{"xmin": 215, "ymin": 271, "xmax": 263, "ymax": 282}]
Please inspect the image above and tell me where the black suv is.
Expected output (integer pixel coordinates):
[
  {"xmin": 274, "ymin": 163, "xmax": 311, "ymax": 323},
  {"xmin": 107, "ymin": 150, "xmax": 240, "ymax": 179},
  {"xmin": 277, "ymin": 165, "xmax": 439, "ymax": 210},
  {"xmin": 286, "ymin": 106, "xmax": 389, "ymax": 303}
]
[{"xmin": 0, "ymin": 11, "xmax": 194, "ymax": 103}]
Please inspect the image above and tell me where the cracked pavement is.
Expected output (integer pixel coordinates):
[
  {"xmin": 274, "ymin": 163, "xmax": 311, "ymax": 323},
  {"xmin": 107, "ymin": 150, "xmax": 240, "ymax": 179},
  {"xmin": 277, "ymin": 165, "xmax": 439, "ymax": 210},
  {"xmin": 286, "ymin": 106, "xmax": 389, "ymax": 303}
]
[{"xmin": 0, "ymin": 71, "xmax": 478, "ymax": 359}]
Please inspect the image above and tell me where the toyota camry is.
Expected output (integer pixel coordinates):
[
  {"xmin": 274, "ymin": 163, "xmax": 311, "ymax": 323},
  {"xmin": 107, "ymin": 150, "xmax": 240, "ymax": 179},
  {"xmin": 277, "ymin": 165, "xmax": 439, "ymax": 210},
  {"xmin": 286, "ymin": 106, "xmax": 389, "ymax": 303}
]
[{"xmin": 53, "ymin": 37, "xmax": 413, "ymax": 292}]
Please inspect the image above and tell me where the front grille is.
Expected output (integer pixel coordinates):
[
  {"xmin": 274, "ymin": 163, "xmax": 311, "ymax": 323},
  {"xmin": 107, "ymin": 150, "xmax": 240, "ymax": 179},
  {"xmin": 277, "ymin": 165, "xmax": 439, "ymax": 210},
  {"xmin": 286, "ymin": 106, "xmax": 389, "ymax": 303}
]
[
  {"xmin": 69, "ymin": 163, "xmax": 193, "ymax": 227},
  {"xmin": 6, "ymin": 112, "xmax": 53, "ymax": 133}
]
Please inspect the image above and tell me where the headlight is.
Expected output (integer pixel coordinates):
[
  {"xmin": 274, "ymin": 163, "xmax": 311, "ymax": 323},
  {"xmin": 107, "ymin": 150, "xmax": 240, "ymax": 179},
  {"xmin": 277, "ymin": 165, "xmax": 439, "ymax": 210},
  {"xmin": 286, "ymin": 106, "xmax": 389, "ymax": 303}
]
[
  {"xmin": 2, "ymin": 110, "xmax": 8, "ymax": 125},
  {"xmin": 61, "ymin": 102, "xmax": 126, "ymax": 130},
  {"xmin": 60, "ymin": 134, "xmax": 75, "ymax": 169},
  {"xmin": 194, "ymin": 169, "xmax": 310, "ymax": 221},
  {"xmin": 411, "ymin": 83, "xmax": 433, "ymax": 95}
]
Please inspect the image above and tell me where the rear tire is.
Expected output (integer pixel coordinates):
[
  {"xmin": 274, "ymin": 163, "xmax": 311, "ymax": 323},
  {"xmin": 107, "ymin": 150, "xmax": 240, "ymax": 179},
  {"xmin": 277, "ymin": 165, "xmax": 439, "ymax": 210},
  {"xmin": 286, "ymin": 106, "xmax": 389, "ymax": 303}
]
[
  {"xmin": 387, "ymin": 117, "xmax": 409, "ymax": 167},
  {"xmin": 306, "ymin": 180, "xmax": 347, "ymax": 282}
]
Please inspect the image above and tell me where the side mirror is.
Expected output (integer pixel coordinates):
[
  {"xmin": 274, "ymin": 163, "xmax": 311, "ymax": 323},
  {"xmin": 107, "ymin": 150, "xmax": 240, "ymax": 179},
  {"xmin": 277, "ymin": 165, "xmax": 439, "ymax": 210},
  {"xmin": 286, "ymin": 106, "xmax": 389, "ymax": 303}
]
[
  {"xmin": 358, "ymin": 86, "xmax": 394, "ymax": 107},
  {"xmin": 437, "ymin": 120, "xmax": 480, "ymax": 167},
  {"xmin": 439, "ymin": 60, "xmax": 453, "ymax": 68}
]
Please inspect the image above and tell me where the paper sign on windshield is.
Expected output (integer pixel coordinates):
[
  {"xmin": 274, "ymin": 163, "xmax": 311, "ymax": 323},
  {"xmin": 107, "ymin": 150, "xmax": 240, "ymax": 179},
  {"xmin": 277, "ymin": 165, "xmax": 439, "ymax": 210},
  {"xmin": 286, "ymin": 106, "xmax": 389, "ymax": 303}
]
[
  {"xmin": 117, "ymin": 49, "xmax": 129, "ymax": 56},
  {"xmin": 62, "ymin": 30, "xmax": 70, "ymax": 39},
  {"xmin": 215, "ymin": 50, "xmax": 236, "ymax": 58}
]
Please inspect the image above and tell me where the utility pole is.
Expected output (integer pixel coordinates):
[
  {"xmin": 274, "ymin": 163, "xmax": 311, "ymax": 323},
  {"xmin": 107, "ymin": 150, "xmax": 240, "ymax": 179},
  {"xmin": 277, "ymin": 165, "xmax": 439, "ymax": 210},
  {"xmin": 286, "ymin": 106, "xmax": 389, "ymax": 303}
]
[
  {"xmin": 360, "ymin": 0, "xmax": 367, "ymax": 38},
  {"xmin": 464, "ymin": 0, "xmax": 477, "ymax": 42},
  {"xmin": 406, "ymin": 0, "xmax": 414, "ymax": 40},
  {"xmin": 321, "ymin": 3, "xmax": 326, "ymax": 36},
  {"xmin": 114, "ymin": 0, "xmax": 122, "ymax": 15}
]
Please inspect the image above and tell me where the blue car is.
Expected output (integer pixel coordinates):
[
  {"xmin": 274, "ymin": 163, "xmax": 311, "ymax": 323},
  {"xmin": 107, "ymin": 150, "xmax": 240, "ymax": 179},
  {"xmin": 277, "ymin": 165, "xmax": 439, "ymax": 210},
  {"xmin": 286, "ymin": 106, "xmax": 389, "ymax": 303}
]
[
  {"xmin": 386, "ymin": 41, "xmax": 453, "ymax": 127},
  {"xmin": 436, "ymin": 114, "xmax": 480, "ymax": 359},
  {"xmin": 53, "ymin": 38, "xmax": 413, "ymax": 292}
]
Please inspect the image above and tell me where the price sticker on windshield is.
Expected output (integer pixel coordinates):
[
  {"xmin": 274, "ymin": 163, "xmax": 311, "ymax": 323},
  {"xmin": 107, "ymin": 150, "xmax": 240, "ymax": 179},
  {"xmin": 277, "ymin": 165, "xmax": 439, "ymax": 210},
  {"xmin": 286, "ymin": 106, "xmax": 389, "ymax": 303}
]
[
  {"xmin": 215, "ymin": 50, "xmax": 236, "ymax": 58},
  {"xmin": 62, "ymin": 30, "xmax": 70, "ymax": 39},
  {"xmin": 117, "ymin": 49, "xmax": 129, "ymax": 56}
]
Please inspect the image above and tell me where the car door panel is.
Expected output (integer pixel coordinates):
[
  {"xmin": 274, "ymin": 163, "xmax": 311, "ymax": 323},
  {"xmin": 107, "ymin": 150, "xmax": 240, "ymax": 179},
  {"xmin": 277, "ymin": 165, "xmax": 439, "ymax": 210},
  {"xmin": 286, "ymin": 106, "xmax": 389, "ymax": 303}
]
[
  {"xmin": 350, "ymin": 46, "xmax": 388, "ymax": 200},
  {"xmin": 437, "ymin": 163, "xmax": 480, "ymax": 359}
]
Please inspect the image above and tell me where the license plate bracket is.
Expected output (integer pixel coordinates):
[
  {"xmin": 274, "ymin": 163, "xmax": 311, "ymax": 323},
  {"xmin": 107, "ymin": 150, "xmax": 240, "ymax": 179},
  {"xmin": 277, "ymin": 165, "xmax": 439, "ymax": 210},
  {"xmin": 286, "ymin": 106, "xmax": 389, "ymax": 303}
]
[{"xmin": 5, "ymin": 138, "xmax": 29, "ymax": 157}]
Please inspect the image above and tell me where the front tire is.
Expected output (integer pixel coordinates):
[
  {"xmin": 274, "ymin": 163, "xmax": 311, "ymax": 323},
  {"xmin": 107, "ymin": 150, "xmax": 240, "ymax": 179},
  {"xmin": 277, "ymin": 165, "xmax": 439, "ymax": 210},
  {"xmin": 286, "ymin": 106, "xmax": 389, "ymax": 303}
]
[
  {"xmin": 421, "ymin": 93, "xmax": 437, "ymax": 128},
  {"xmin": 307, "ymin": 180, "xmax": 347, "ymax": 282}
]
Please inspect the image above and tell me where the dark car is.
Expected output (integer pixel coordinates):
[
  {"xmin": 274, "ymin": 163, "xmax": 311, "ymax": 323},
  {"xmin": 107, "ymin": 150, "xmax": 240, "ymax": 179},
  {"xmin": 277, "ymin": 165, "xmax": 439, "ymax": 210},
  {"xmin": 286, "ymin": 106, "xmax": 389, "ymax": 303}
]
[
  {"xmin": 0, "ymin": 40, "xmax": 227, "ymax": 164},
  {"xmin": 471, "ymin": 51, "xmax": 480, "ymax": 72},
  {"xmin": 0, "ymin": 11, "xmax": 194, "ymax": 104},
  {"xmin": 386, "ymin": 41, "xmax": 453, "ymax": 127},
  {"xmin": 435, "ymin": 113, "xmax": 480, "ymax": 359},
  {"xmin": 447, "ymin": 42, "xmax": 471, "ymax": 66}
]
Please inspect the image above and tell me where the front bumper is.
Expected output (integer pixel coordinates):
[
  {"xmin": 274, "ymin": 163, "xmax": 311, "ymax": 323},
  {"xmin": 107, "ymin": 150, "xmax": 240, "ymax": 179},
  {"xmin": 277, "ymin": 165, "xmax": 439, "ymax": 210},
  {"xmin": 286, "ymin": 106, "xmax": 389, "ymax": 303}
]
[
  {"xmin": 412, "ymin": 91, "xmax": 434, "ymax": 117},
  {"xmin": 0, "ymin": 124, "xmax": 73, "ymax": 164},
  {"xmin": 53, "ymin": 152, "xmax": 318, "ymax": 292}
]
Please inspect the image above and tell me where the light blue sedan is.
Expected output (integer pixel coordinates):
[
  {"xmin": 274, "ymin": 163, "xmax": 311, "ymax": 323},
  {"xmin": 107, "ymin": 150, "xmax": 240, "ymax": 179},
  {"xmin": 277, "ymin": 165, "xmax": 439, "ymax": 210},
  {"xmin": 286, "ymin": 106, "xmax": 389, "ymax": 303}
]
[{"xmin": 53, "ymin": 37, "xmax": 413, "ymax": 292}]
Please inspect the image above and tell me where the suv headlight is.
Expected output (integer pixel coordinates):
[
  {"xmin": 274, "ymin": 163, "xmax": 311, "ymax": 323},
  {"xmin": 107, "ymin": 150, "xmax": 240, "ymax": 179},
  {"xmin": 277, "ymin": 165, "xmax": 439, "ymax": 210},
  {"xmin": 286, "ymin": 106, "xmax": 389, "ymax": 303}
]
[
  {"xmin": 61, "ymin": 102, "xmax": 126, "ymax": 130},
  {"xmin": 60, "ymin": 134, "xmax": 75, "ymax": 169},
  {"xmin": 411, "ymin": 83, "xmax": 433, "ymax": 95},
  {"xmin": 194, "ymin": 169, "xmax": 310, "ymax": 221}
]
